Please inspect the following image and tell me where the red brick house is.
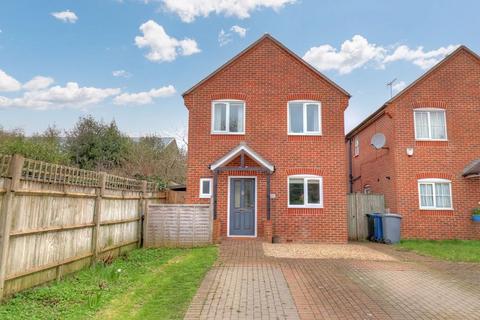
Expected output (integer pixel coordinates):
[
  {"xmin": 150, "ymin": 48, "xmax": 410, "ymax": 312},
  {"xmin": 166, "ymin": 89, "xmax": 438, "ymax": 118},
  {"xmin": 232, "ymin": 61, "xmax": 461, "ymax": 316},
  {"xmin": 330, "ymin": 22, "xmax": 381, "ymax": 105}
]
[
  {"xmin": 183, "ymin": 34, "xmax": 350, "ymax": 243},
  {"xmin": 346, "ymin": 46, "xmax": 480, "ymax": 240}
]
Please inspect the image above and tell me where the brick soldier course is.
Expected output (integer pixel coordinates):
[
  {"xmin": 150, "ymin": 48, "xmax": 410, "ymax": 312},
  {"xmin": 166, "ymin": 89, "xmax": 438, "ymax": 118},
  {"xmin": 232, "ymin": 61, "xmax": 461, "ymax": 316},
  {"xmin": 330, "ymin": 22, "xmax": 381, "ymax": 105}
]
[{"xmin": 185, "ymin": 240, "xmax": 480, "ymax": 320}]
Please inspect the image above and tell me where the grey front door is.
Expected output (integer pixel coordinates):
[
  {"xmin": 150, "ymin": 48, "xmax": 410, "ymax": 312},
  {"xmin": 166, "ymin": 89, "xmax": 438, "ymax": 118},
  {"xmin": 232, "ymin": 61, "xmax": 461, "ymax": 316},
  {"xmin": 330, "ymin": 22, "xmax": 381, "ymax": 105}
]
[{"xmin": 229, "ymin": 178, "xmax": 255, "ymax": 236}]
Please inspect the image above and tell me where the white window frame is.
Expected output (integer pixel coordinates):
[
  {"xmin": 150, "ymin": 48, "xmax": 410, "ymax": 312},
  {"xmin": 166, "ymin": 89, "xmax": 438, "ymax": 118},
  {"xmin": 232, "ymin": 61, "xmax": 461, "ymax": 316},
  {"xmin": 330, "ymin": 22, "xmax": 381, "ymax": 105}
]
[
  {"xmin": 417, "ymin": 178, "xmax": 453, "ymax": 210},
  {"xmin": 287, "ymin": 100, "xmax": 322, "ymax": 135},
  {"xmin": 354, "ymin": 136, "xmax": 360, "ymax": 157},
  {"xmin": 287, "ymin": 175, "xmax": 323, "ymax": 208},
  {"xmin": 199, "ymin": 178, "xmax": 213, "ymax": 198},
  {"xmin": 413, "ymin": 108, "xmax": 448, "ymax": 141},
  {"xmin": 211, "ymin": 100, "xmax": 246, "ymax": 135}
]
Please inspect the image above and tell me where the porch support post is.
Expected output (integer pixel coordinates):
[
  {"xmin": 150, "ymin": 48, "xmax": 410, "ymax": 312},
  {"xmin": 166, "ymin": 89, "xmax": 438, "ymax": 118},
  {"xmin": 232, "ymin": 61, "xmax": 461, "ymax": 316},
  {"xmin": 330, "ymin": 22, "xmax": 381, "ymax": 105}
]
[
  {"xmin": 240, "ymin": 152, "xmax": 245, "ymax": 167},
  {"xmin": 212, "ymin": 170, "xmax": 218, "ymax": 220},
  {"xmin": 266, "ymin": 174, "xmax": 271, "ymax": 220}
]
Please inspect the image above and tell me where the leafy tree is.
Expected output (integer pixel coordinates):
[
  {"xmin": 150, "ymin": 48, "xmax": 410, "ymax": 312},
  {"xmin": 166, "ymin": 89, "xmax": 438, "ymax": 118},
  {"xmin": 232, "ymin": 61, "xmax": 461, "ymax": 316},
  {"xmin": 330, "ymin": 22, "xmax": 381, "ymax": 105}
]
[
  {"xmin": 0, "ymin": 126, "xmax": 69, "ymax": 164},
  {"xmin": 65, "ymin": 116, "xmax": 130, "ymax": 170},
  {"xmin": 0, "ymin": 116, "xmax": 187, "ymax": 185},
  {"xmin": 114, "ymin": 136, "xmax": 186, "ymax": 185}
]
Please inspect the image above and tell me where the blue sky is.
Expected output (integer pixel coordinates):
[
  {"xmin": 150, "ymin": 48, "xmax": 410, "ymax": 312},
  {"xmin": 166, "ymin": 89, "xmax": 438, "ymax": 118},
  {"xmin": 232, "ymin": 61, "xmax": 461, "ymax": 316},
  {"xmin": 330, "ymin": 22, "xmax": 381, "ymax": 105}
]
[{"xmin": 0, "ymin": 0, "xmax": 478, "ymax": 138}]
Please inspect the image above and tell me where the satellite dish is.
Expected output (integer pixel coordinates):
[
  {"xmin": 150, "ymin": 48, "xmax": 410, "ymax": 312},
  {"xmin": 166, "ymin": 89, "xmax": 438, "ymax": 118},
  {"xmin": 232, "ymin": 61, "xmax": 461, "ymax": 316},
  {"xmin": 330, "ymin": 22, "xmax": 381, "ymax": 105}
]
[{"xmin": 371, "ymin": 133, "xmax": 386, "ymax": 149}]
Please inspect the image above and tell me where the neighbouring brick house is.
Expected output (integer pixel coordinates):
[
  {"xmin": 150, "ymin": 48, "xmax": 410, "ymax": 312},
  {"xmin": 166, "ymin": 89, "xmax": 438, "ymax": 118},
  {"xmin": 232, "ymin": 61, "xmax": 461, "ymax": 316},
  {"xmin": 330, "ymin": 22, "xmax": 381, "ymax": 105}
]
[
  {"xmin": 346, "ymin": 46, "xmax": 480, "ymax": 240},
  {"xmin": 183, "ymin": 34, "xmax": 350, "ymax": 243}
]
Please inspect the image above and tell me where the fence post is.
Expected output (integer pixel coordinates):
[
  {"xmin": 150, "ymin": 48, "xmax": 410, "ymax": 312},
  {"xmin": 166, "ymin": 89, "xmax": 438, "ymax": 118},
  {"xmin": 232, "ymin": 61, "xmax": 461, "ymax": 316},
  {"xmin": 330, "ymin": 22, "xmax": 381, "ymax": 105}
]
[
  {"xmin": 139, "ymin": 181, "xmax": 147, "ymax": 248},
  {"xmin": 0, "ymin": 154, "xmax": 24, "ymax": 299},
  {"xmin": 91, "ymin": 172, "xmax": 106, "ymax": 262}
]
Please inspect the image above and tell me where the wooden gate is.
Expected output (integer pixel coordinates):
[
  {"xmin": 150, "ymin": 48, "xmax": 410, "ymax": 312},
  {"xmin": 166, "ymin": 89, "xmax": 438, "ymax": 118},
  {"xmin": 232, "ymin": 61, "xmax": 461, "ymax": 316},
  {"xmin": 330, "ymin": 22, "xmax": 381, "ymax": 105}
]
[{"xmin": 348, "ymin": 193, "xmax": 385, "ymax": 241}]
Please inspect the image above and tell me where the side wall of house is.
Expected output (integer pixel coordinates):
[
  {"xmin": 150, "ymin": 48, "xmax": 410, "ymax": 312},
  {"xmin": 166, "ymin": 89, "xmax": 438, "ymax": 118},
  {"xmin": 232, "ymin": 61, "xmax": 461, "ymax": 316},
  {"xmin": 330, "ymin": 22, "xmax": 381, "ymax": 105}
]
[
  {"xmin": 184, "ymin": 38, "xmax": 349, "ymax": 243},
  {"xmin": 349, "ymin": 112, "xmax": 398, "ymax": 211},
  {"xmin": 391, "ymin": 50, "xmax": 480, "ymax": 240}
]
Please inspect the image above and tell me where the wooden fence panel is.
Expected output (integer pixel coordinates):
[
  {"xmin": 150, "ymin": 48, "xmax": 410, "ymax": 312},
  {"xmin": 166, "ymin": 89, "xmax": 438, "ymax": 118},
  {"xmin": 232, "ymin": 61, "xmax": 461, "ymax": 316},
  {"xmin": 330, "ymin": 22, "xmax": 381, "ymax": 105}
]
[
  {"xmin": 145, "ymin": 204, "xmax": 212, "ymax": 248},
  {"xmin": 348, "ymin": 193, "xmax": 385, "ymax": 241},
  {"xmin": 347, "ymin": 194, "xmax": 358, "ymax": 240},
  {"xmin": 0, "ymin": 154, "xmax": 167, "ymax": 298},
  {"xmin": 99, "ymin": 195, "xmax": 140, "ymax": 251},
  {"xmin": 167, "ymin": 191, "xmax": 186, "ymax": 204}
]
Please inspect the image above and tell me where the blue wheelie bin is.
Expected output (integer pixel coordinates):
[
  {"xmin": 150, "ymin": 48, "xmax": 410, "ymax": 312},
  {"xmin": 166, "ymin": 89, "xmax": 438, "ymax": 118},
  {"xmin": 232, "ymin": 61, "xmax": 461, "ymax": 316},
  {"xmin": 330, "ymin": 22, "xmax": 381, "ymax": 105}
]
[{"xmin": 372, "ymin": 213, "xmax": 384, "ymax": 242}]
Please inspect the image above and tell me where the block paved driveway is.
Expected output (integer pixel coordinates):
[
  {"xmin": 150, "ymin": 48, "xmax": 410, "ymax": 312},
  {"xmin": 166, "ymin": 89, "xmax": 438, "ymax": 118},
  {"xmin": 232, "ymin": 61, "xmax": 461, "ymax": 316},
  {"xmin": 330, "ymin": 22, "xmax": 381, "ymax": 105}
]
[{"xmin": 185, "ymin": 240, "xmax": 480, "ymax": 319}]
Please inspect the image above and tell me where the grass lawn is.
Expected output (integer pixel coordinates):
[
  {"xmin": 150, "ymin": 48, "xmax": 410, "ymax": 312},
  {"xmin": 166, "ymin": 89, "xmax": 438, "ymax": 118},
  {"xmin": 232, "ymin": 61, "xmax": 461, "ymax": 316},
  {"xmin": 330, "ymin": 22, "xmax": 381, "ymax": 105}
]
[
  {"xmin": 398, "ymin": 240, "xmax": 480, "ymax": 262},
  {"xmin": 0, "ymin": 246, "xmax": 217, "ymax": 320}
]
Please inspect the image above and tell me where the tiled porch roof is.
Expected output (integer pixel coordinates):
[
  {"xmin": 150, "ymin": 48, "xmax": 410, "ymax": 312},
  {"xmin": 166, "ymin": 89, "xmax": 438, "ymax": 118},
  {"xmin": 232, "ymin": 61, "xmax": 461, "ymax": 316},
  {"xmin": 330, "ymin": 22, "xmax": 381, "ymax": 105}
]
[{"xmin": 209, "ymin": 142, "xmax": 274, "ymax": 173}]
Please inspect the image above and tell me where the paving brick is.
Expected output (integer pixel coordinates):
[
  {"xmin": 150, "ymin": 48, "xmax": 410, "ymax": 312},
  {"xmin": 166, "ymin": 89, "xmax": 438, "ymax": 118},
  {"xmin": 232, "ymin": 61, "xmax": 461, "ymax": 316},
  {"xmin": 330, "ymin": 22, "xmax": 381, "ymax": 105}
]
[
  {"xmin": 185, "ymin": 240, "xmax": 480, "ymax": 319},
  {"xmin": 184, "ymin": 240, "xmax": 299, "ymax": 320}
]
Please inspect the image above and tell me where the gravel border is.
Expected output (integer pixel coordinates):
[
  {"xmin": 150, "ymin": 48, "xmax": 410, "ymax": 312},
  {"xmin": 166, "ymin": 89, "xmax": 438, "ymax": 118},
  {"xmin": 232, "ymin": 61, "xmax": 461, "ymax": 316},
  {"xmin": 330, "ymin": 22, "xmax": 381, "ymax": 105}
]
[{"xmin": 263, "ymin": 243, "xmax": 397, "ymax": 261}]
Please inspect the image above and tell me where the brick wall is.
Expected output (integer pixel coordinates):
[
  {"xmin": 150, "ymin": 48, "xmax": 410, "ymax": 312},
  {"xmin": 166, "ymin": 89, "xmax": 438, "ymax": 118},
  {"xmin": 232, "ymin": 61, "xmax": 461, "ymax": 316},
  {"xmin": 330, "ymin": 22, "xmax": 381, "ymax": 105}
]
[
  {"xmin": 184, "ymin": 36, "xmax": 349, "ymax": 243},
  {"xmin": 349, "ymin": 48, "xmax": 480, "ymax": 240},
  {"xmin": 349, "ymin": 112, "xmax": 398, "ymax": 211}
]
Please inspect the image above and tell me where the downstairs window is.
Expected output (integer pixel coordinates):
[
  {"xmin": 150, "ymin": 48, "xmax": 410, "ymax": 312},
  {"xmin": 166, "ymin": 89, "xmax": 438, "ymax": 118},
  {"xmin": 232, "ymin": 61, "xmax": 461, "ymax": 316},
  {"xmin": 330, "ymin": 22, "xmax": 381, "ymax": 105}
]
[
  {"xmin": 418, "ymin": 179, "xmax": 452, "ymax": 210},
  {"xmin": 288, "ymin": 175, "xmax": 323, "ymax": 208}
]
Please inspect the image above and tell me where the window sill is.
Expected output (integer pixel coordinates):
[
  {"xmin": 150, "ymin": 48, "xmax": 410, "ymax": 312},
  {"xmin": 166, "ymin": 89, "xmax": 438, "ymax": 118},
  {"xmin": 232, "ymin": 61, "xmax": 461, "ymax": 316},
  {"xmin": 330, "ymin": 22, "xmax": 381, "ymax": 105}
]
[
  {"xmin": 415, "ymin": 138, "xmax": 448, "ymax": 141},
  {"xmin": 288, "ymin": 205, "xmax": 323, "ymax": 209},
  {"xmin": 199, "ymin": 195, "xmax": 212, "ymax": 199},
  {"xmin": 288, "ymin": 133, "xmax": 322, "ymax": 136},
  {"xmin": 419, "ymin": 207, "xmax": 453, "ymax": 211},
  {"xmin": 211, "ymin": 132, "xmax": 245, "ymax": 135}
]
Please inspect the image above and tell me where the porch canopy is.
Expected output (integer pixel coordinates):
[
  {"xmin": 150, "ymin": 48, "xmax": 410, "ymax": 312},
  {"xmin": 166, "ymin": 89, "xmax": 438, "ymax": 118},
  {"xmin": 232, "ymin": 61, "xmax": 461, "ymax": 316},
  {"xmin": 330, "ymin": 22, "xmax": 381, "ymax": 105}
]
[
  {"xmin": 209, "ymin": 142, "xmax": 274, "ymax": 220},
  {"xmin": 463, "ymin": 158, "xmax": 480, "ymax": 178}
]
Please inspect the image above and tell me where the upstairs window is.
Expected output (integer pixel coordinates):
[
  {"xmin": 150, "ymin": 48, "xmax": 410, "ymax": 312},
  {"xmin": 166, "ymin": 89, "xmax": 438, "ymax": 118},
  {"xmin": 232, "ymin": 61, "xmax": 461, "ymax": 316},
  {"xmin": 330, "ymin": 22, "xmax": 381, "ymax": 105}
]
[
  {"xmin": 288, "ymin": 175, "xmax": 323, "ymax": 208},
  {"xmin": 288, "ymin": 101, "xmax": 321, "ymax": 135},
  {"xmin": 418, "ymin": 179, "xmax": 452, "ymax": 210},
  {"xmin": 414, "ymin": 109, "xmax": 447, "ymax": 140},
  {"xmin": 354, "ymin": 136, "xmax": 360, "ymax": 156},
  {"xmin": 212, "ymin": 101, "xmax": 245, "ymax": 134}
]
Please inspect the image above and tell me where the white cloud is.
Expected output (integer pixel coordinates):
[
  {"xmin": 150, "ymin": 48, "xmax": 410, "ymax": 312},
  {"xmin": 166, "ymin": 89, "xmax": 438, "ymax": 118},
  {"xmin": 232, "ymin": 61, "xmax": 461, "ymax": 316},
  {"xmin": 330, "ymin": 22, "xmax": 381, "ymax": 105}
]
[
  {"xmin": 392, "ymin": 80, "xmax": 406, "ymax": 93},
  {"xmin": 162, "ymin": 0, "xmax": 296, "ymax": 23},
  {"xmin": 112, "ymin": 70, "xmax": 132, "ymax": 78},
  {"xmin": 51, "ymin": 10, "xmax": 78, "ymax": 23},
  {"xmin": 0, "ymin": 82, "xmax": 120, "ymax": 110},
  {"xmin": 218, "ymin": 25, "xmax": 247, "ymax": 46},
  {"xmin": 134, "ymin": 20, "xmax": 200, "ymax": 62},
  {"xmin": 383, "ymin": 44, "xmax": 459, "ymax": 69},
  {"xmin": 178, "ymin": 38, "xmax": 200, "ymax": 56},
  {"xmin": 231, "ymin": 25, "xmax": 247, "ymax": 38},
  {"xmin": 113, "ymin": 85, "xmax": 176, "ymax": 105},
  {"xmin": 23, "ymin": 76, "xmax": 55, "ymax": 91},
  {"xmin": 303, "ymin": 35, "xmax": 459, "ymax": 74},
  {"xmin": 303, "ymin": 35, "xmax": 386, "ymax": 75},
  {"xmin": 0, "ymin": 69, "xmax": 21, "ymax": 92},
  {"xmin": 218, "ymin": 29, "xmax": 231, "ymax": 47}
]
